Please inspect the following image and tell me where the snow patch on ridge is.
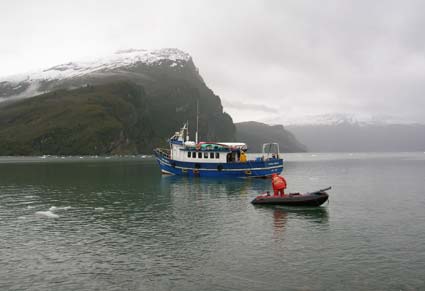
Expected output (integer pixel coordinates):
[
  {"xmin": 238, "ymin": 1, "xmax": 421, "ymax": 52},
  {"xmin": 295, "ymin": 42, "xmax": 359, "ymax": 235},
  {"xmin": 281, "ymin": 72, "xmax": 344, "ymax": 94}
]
[
  {"xmin": 0, "ymin": 48, "xmax": 191, "ymax": 84},
  {"xmin": 280, "ymin": 113, "xmax": 417, "ymax": 126}
]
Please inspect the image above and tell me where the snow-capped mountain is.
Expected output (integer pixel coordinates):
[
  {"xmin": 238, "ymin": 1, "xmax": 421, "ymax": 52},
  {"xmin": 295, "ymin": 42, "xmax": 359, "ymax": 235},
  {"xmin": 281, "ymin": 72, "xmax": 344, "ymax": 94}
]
[
  {"xmin": 281, "ymin": 113, "xmax": 417, "ymax": 126},
  {"xmin": 286, "ymin": 114, "xmax": 425, "ymax": 152},
  {"xmin": 0, "ymin": 48, "xmax": 194, "ymax": 101},
  {"xmin": 0, "ymin": 48, "xmax": 238, "ymax": 155}
]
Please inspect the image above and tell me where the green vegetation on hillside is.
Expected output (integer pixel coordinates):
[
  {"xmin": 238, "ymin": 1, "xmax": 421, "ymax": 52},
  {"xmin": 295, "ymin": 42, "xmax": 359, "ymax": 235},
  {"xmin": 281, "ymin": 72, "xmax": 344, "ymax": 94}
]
[{"xmin": 0, "ymin": 81, "xmax": 234, "ymax": 155}]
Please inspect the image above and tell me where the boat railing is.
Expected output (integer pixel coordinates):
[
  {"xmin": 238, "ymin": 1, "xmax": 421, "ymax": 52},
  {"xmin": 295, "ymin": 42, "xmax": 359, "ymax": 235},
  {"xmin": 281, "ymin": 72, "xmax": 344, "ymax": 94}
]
[
  {"xmin": 181, "ymin": 147, "xmax": 231, "ymax": 152},
  {"xmin": 155, "ymin": 148, "xmax": 171, "ymax": 159}
]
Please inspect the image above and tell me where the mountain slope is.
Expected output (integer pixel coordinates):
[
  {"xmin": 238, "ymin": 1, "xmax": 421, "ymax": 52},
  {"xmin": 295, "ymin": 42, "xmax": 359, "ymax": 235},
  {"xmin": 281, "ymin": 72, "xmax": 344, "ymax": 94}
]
[
  {"xmin": 0, "ymin": 81, "xmax": 234, "ymax": 155},
  {"xmin": 235, "ymin": 121, "xmax": 307, "ymax": 153},
  {"xmin": 0, "ymin": 49, "xmax": 235, "ymax": 155}
]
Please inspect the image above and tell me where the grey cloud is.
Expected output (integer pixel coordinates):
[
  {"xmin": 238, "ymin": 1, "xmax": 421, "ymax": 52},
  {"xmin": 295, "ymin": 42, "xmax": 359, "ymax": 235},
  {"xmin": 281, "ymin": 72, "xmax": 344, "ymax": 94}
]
[{"xmin": 1, "ymin": 0, "xmax": 424, "ymax": 124}]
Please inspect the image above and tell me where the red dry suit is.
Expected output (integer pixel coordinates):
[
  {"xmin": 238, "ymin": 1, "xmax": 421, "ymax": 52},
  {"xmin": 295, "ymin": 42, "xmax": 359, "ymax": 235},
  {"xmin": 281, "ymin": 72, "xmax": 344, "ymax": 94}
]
[{"xmin": 272, "ymin": 174, "xmax": 287, "ymax": 196}]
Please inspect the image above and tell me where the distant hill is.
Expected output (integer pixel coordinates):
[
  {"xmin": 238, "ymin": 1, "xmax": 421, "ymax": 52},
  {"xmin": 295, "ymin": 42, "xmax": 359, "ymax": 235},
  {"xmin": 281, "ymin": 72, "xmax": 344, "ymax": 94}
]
[
  {"xmin": 287, "ymin": 122, "xmax": 425, "ymax": 152},
  {"xmin": 0, "ymin": 49, "xmax": 235, "ymax": 155},
  {"xmin": 235, "ymin": 121, "xmax": 307, "ymax": 153}
]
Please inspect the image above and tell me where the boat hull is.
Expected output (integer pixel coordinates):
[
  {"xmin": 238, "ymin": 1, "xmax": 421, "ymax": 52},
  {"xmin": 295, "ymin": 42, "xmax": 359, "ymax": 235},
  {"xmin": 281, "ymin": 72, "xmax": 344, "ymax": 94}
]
[
  {"xmin": 154, "ymin": 151, "xmax": 283, "ymax": 177},
  {"xmin": 251, "ymin": 192, "xmax": 329, "ymax": 206}
]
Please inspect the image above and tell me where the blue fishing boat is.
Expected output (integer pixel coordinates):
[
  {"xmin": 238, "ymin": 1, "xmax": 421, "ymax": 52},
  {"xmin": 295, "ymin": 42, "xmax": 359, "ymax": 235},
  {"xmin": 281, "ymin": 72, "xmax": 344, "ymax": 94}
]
[{"xmin": 153, "ymin": 123, "xmax": 283, "ymax": 177}]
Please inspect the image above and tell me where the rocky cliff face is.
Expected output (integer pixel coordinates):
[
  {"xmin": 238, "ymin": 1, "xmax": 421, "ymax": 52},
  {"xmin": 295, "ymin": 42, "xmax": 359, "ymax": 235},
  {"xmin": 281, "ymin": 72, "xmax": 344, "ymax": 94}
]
[{"xmin": 0, "ymin": 49, "xmax": 235, "ymax": 155}]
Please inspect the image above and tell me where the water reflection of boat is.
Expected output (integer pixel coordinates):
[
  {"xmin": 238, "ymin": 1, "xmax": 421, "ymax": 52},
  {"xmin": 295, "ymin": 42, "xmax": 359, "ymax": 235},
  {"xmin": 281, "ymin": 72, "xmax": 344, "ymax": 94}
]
[
  {"xmin": 160, "ymin": 175, "xmax": 254, "ymax": 197},
  {"xmin": 256, "ymin": 207, "xmax": 329, "ymax": 237},
  {"xmin": 272, "ymin": 208, "xmax": 288, "ymax": 230},
  {"xmin": 275, "ymin": 206, "xmax": 329, "ymax": 223},
  {"xmin": 261, "ymin": 207, "xmax": 329, "ymax": 230}
]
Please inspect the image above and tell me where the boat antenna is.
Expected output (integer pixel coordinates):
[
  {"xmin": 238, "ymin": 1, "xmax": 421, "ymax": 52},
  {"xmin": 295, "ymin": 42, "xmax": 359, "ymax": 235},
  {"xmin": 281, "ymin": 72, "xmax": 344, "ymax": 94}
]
[{"xmin": 195, "ymin": 100, "xmax": 199, "ymax": 144}]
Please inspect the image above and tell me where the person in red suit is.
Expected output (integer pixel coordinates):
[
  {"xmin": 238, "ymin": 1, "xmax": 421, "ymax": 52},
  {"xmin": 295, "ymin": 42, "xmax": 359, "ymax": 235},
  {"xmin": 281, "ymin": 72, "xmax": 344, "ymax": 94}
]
[{"xmin": 271, "ymin": 173, "xmax": 287, "ymax": 196}]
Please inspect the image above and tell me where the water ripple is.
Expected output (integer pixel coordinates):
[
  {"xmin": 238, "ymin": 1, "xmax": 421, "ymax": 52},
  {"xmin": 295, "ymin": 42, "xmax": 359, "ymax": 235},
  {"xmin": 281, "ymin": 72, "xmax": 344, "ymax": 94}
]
[{"xmin": 0, "ymin": 154, "xmax": 424, "ymax": 290}]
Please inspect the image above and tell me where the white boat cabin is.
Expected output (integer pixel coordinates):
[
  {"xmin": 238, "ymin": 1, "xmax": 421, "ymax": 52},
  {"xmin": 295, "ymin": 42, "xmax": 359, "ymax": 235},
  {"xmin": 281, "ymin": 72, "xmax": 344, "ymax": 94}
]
[{"xmin": 168, "ymin": 123, "xmax": 248, "ymax": 164}]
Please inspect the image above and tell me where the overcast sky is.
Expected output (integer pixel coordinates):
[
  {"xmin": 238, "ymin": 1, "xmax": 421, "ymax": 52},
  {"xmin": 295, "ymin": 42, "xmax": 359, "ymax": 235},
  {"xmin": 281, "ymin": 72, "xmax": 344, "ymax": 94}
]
[{"xmin": 1, "ymin": 0, "xmax": 424, "ymax": 124}]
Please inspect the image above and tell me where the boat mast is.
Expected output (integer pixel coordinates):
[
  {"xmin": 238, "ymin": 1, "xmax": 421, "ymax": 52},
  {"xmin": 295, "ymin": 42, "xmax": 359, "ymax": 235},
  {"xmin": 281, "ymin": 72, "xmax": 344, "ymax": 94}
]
[
  {"xmin": 195, "ymin": 100, "xmax": 199, "ymax": 144},
  {"xmin": 186, "ymin": 120, "xmax": 189, "ymax": 141}
]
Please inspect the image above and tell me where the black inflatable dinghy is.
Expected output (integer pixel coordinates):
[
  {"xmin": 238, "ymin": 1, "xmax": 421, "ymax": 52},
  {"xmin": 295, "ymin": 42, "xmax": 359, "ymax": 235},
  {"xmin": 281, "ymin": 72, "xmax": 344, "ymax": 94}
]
[{"xmin": 251, "ymin": 187, "xmax": 331, "ymax": 206}]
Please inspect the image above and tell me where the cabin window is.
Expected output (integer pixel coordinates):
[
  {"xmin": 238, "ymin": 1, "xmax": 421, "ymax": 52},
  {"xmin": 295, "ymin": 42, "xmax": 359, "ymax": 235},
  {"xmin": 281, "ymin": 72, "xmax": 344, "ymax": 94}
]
[
  {"xmin": 192, "ymin": 152, "xmax": 196, "ymax": 158},
  {"xmin": 198, "ymin": 152, "xmax": 202, "ymax": 159},
  {"xmin": 210, "ymin": 152, "xmax": 214, "ymax": 159},
  {"xmin": 216, "ymin": 152, "xmax": 220, "ymax": 159},
  {"xmin": 204, "ymin": 152, "xmax": 208, "ymax": 158},
  {"xmin": 187, "ymin": 152, "xmax": 191, "ymax": 158}
]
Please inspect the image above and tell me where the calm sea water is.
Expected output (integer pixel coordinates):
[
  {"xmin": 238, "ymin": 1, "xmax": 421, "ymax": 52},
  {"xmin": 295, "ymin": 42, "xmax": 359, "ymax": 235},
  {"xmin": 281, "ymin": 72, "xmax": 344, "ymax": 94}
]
[{"xmin": 0, "ymin": 153, "xmax": 424, "ymax": 291}]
